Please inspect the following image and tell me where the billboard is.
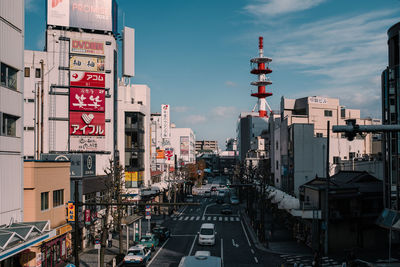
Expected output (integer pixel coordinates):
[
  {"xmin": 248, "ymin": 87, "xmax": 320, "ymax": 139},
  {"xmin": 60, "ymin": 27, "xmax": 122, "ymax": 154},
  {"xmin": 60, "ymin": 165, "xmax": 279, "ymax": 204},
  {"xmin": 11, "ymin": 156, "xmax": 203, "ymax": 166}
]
[
  {"xmin": 70, "ymin": 71, "xmax": 105, "ymax": 87},
  {"xmin": 47, "ymin": 0, "xmax": 116, "ymax": 32},
  {"xmin": 122, "ymin": 27, "xmax": 135, "ymax": 77},
  {"xmin": 70, "ymin": 55, "xmax": 105, "ymax": 72},
  {"xmin": 70, "ymin": 39, "xmax": 104, "ymax": 55},
  {"xmin": 161, "ymin": 104, "xmax": 170, "ymax": 139},
  {"xmin": 70, "ymin": 87, "xmax": 105, "ymax": 112},
  {"xmin": 180, "ymin": 136, "xmax": 189, "ymax": 156},
  {"xmin": 70, "ymin": 136, "xmax": 105, "ymax": 152},
  {"xmin": 69, "ymin": 111, "xmax": 105, "ymax": 136},
  {"xmin": 41, "ymin": 153, "xmax": 96, "ymax": 177},
  {"xmin": 156, "ymin": 149, "xmax": 165, "ymax": 159}
]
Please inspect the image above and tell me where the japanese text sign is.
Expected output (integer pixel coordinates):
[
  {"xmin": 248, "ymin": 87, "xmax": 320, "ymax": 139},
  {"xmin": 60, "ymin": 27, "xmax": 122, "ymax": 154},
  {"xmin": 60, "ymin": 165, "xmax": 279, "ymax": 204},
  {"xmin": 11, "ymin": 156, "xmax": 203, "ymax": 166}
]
[
  {"xmin": 70, "ymin": 71, "xmax": 105, "ymax": 87},
  {"xmin": 69, "ymin": 111, "xmax": 105, "ymax": 136},
  {"xmin": 70, "ymin": 87, "xmax": 105, "ymax": 112},
  {"xmin": 67, "ymin": 202, "xmax": 75, "ymax": 221}
]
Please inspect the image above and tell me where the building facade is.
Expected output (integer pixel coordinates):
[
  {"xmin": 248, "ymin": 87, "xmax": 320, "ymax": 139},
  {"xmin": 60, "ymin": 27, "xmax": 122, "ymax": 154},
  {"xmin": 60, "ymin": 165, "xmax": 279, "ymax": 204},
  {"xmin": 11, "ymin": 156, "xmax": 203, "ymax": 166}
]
[
  {"xmin": 0, "ymin": 0, "xmax": 24, "ymax": 226},
  {"xmin": 195, "ymin": 140, "xmax": 218, "ymax": 153},
  {"xmin": 170, "ymin": 127, "xmax": 196, "ymax": 166},
  {"xmin": 382, "ymin": 21, "xmax": 400, "ymax": 210}
]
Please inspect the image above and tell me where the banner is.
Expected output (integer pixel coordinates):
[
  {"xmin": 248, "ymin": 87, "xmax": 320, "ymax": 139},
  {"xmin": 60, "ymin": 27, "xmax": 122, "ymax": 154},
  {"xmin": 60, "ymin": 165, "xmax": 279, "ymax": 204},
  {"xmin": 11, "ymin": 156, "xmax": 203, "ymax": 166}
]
[
  {"xmin": 69, "ymin": 111, "xmax": 105, "ymax": 136},
  {"xmin": 156, "ymin": 149, "xmax": 165, "ymax": 159},
  {"xmin": 180, "ymin": 136, "xmax": 189, "ymax": 156},
  {"xmin": 71, "ymin": 39, "xmax": 104, "ymax": 55},
  {"xmin": 161, "ymin": 104, "xmax": 170, "ymax": 139},
  {"xmin": 70, "ymin": 55, "xmax": 105, "ymax": 72},
  {"xmin": 70, "ymin": 136, "xmax": 105, "ymax": 152},
  {"xmin": 70, "ymin": 87, "xmax": 105, "ymax": 112},
  {"xmin": 70, "ymin": 71, "xmax": 105, "ymax": 87},
  {"xmin": 67, "ymin": 202, "xmax": 75, "ymax": 221}
]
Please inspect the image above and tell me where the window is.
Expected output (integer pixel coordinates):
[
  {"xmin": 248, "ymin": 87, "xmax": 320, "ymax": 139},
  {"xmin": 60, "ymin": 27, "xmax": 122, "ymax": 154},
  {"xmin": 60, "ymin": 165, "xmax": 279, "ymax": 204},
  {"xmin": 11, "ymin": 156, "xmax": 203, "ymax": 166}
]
[
  {"xmin": 2, "ymin": 114, "xmax": 18, "ymax": 137},
  {"xmin": 276, "ymin": 160, "xmax": 279, "ymax": 170},
  {"xmin": 35, "ymin": 68, "xmax": 41, "ymax": 78},
  {"xmin": 41, "ymin": 192, "xmax": 49, "ymax": 211},
  {"xmin": 1, "ymin": 63, "xmax": 18, "ymax": 90},
  {"xmin": 349, "ymin": 152, "xmax": 356, "ymax": 160},
  {"xmin": 333, "ymin": 156, "xmax": 341, "ymax": 164},
  {"xmin": 316, "ymin": 133, "xmax": 323, "ymax": 138},
  {"xmin": 341, "ymin": 108, "xmax": 346, "ymax": 118},
  {"xmin": 324, "ymin": 110, "xmax": 332, "ymax": 117},
  {"xmin": 276, "ymin": 141, "xmax": 278, "ymax": 150},
  {"xmin": 53, "ymin": 189, "xmax": 64, "ymax": 207},
  {"xmin": 24, "ymin": 67, "xmax": 30, "ymax": 77}
]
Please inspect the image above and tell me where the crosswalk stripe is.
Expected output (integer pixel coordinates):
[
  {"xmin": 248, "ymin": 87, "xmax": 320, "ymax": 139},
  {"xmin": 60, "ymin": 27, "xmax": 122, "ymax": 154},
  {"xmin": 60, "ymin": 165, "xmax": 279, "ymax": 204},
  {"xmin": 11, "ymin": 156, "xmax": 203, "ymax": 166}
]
[
  {"xmin": 173, "ymin": 217, "xmax": 177, "ymax": 221},
  {"xmin": 235, "ymin": 217, "xmax": 240, "ymax": 221},
  {"xmin": 196, "ymin": 216, "xmax": 200, "ymax": 220},
  {"xmin": 224, "ymin": 217, "xmax": 228, "ymax": 221},
  {"xmin": 190, "ymin": 216, "xmax": 195, "ymax": 221},
  {"xmin": 213, "ymin": 216, "xmax": 216, "ymax": 221},
  {"xmin": 219, "ymin": 217, "xmax": 222, "ymax": 221},
  {"xmin": 230, "ymin": 217, "xmax": 234, "ymax": 221},
  {"xmin": 178, "ymin": 217, "xmax": 183, "ymax": 221},
  {"xmin": 202, "ymin": 216, "xmax": 205, "ymax": 220},
  {"xmin": 184, "ymin": 216, "xmax": 189, "ymax": 221},
  {"xmin": 207, "ymin": 216, "xmax": 211, "ymax": 220}
]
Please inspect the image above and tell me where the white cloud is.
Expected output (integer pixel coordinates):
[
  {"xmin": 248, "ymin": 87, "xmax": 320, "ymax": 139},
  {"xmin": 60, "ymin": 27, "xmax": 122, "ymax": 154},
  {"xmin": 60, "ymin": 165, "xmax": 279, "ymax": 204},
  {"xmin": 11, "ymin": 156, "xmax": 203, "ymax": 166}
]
[
  {"xmin": 244, "ymin": 0, "xmax": 326, "ymax": 16},
  {"xmin": 172, "ymin": 106, "xmax": 189, "ymax": 113},
  {"xmin": 182, "ymin": 115, "xmax": 206, "ymax": 124},
  {"xmin": 225, "ymin": 81, "xmax": 237, "ymax": 87},
  {"xmin": 211, "ymin": 106, "xmax": 238, "ymax": 117}
]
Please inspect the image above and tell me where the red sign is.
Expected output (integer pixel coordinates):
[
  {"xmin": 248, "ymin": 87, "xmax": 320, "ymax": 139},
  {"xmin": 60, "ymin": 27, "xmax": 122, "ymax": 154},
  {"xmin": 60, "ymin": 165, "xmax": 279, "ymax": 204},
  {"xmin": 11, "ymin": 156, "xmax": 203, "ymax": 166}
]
[
  {"xmin": 69, "ymin": 111, "xmax": 105, "ymax": 136},
  {"xmin": 165, "ymin": 148, "xmax": 174, "ymax": 161},
  {"xmin": 71, "ymin": 39, "xmax": 104, "ymax": 55},
  {"xmin": 85, "ymin": 209, "xmax": 91, "ymax": 225},
  {"xmin": 70, "ymin": 71, "xmax": 105, "ymax": 87},
  {"xmin": 70, "ymin": 87, "xmax": 105, "ymax": 112}
]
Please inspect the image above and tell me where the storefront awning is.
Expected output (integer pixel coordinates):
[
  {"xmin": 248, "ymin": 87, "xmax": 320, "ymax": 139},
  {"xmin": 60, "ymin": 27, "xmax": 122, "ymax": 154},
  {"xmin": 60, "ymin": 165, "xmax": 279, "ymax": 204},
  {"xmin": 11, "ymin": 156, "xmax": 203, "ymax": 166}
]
[{"xmin": 0, "ymin": 221, "xmax": 56, "ymax": 261}]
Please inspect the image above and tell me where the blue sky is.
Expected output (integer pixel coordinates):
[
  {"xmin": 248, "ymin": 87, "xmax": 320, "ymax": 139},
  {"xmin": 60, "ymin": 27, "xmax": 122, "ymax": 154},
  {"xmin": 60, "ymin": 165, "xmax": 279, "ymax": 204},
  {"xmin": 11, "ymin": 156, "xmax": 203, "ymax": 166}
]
[{"xmin": 25, "ymin": 0, "xmax": 400, "ymax": 149}]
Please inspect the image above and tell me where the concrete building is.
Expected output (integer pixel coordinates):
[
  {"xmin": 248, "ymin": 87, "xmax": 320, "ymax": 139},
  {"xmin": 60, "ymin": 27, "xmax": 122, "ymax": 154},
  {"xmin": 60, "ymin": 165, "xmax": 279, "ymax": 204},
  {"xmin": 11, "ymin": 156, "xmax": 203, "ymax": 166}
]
[
  {"xmin": 381, "ymin": 21, "xmax": 400, "ymax": 210},
  {"xmin": 236, "ymin": 112, "xmax": 268, "ymax": 161},
  {"xmin": 117, "ymin": 81, "xmax": 151, "ymax": 193},
  {"xmin": 272, "ymin": 96, "xmax": 378, "ymax": 196},
  {"xmin": 0, "ymin": 0, "xmax": 24, "ymax": 226},
  {"xmin": 170, "ymin": 127, "xmax": 196, "ymax": 166},
  {"xmin": 225, "ymin": 138, "xmax": 238, "ymax": 152},
  {"xmin": 195, "ymin": 140, "xmax": 218, "ymax": 153},
  {"xmin": 23, "ymin": 161, "xmax": 72, "ymax": 266}
]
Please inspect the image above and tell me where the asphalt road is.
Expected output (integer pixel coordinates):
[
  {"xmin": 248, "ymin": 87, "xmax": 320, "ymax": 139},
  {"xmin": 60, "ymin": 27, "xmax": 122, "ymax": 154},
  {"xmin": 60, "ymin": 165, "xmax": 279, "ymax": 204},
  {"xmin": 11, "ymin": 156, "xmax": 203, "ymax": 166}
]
[{"xmin": 147, "ymin": 192, "xmax": 283, "ymax": 267}]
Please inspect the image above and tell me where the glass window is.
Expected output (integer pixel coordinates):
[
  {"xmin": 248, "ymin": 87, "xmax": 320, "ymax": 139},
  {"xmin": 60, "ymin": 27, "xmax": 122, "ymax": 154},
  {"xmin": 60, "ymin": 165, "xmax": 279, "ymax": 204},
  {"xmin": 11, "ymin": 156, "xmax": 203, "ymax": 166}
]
[
  {"xmin": 2, "ymin": 114, "xmax": 18, "ymax": 137},
  {"xmin": 316, "ymin": 133, "xmax": 323, "ymax": 138},
  {"xmin": 24, "ymin": 67, "xmax": 30, "ymax": 77},
  {"xmin": 1, "ymin": 63, "xmax": 18, "ymax": 90},
  {"xmin": 324, "ymin": 110, "xmax": 332, "ymax": 117},
  {"xmin": 41, "ymin": 192, "xmax": 49, "ymax": 211},
  {"xmin": 35, "ymin": 68, "xmax": 41, "ymax": 78},
  {"xmin": 53, "ymin": 189, "xmax": 64, "ymax": 207}
]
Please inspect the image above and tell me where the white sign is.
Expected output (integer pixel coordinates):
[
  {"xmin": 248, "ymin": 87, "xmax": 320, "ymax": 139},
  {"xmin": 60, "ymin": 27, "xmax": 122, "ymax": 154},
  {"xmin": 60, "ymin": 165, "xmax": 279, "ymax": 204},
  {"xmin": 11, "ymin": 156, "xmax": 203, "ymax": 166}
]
[
  {"xmin": 161, "ymin": 104, "xmax": 170, "ymax": 139},
  {"xmin": 308, "ymin": 96, "xmax": 327, "ymax": 104},
  {"xmin": 70, "ymin": 135, "xmax": 105, "ymax": 152},
  {"xmin": 94, "ymin": 244, "xmax": 101, "ymax": 249}
]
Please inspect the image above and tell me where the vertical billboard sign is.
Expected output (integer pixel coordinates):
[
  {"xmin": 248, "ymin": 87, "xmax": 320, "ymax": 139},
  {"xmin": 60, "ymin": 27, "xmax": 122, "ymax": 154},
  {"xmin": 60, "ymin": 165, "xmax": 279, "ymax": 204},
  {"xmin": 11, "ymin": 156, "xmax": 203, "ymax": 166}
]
[
  {"xmin": 122, "ymin": 27, "xmax": 135, "ymax": 77},
  {"xmin": 161, "ymin": 104, "xmax": 170, "ymax": 139},
  {"xmin": 47, "ymin": 0, "xmax": 115, "ymax": 32},
  {"xmin": 180, "ymin": 136, "xmax": 189, "ymax": 156},
  {"xmin": 70, "ymin": 87, "xmax": 105, "ymax": 112}
]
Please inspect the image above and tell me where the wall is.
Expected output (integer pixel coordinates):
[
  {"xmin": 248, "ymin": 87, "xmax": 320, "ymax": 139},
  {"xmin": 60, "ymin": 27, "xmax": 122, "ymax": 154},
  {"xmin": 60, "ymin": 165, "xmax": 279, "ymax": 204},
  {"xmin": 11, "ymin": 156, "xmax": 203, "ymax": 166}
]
[
  {"xmin": 24, "ymin": 161, "xmax": 71, "ymax": 228},
  {"xmin": 170, "ymin": 127, "xmax": 196, "ymax": 164}
]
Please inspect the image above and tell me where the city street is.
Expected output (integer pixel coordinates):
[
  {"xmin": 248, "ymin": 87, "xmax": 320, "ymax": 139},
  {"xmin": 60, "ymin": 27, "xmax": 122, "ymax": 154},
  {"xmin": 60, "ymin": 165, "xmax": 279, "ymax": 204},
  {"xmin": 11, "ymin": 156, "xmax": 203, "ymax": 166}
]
[{"xmin": 146, "ymin": 193, "xmax": 283, "ymax": 267}]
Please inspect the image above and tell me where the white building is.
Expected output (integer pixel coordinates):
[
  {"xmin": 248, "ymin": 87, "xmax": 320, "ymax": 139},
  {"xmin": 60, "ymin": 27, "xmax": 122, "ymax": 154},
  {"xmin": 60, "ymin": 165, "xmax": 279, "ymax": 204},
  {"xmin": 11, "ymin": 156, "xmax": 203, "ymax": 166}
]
[
  {"xmin": 170, "ymin": 126, "xmax": 196, "ymax": 166},
  {"xmin": 117, "ymin": 81, "xmax": 151, "ymax": 192},
  {"xmin": 0, "ymin": 0, "xmax": 24, "ymax": 225}
]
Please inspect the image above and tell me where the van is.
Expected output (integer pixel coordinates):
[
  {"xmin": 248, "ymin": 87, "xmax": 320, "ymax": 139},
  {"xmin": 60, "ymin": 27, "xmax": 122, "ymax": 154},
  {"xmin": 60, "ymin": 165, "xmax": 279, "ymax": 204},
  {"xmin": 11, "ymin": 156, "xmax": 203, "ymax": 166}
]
[
  {"xmin": 178, "ymin": 254, "xmax": 221, "ymax": 267},
  {"xmin": 198, "ymin": 223, "xmax": 216, "ymax": 245}
]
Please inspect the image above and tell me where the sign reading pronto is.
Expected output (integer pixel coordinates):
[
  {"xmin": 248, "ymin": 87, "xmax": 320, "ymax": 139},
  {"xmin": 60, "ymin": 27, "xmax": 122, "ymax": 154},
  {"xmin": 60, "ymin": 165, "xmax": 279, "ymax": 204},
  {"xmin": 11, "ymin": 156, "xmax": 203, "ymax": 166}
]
[
  {"xmin": 70, "ymin": 87, "xmax": 105, "ymax": 112},
  {"xmin": 70, "ymin": 71, "xmax": 105, "ymax": 87}
]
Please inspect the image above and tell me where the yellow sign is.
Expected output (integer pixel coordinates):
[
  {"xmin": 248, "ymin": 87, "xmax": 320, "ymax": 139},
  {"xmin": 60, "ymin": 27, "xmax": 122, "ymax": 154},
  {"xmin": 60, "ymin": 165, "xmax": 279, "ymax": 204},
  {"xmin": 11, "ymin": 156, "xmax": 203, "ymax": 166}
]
[
  {"xmin": 70, "ymin": 55, "xmax": 105, "ymax": 72},
  {"xmin": 125, "ymin": 171, "xmax": 144, "ymax": 182},
  {"xmin": 67, "ymin": 202, "xmax": 75, "ymax": 221}
]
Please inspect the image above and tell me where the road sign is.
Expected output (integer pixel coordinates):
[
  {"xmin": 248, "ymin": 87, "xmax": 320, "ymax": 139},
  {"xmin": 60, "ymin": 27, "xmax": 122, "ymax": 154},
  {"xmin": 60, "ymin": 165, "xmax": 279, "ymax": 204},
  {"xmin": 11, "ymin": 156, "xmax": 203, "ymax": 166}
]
[
  {"xmin": 145, "ymin": 210, "xmax": 151, "ymax": 220},
  {"xmin": 67, "ymin": 202, "xmax": 75, "ymax": 221},
  {"xmin": 66, "ymin": 264, "xmax": 76, "ymax": 267},
  {"xmin": 94, "ymin": 244, "xmax": 100, "ymax": 249}
]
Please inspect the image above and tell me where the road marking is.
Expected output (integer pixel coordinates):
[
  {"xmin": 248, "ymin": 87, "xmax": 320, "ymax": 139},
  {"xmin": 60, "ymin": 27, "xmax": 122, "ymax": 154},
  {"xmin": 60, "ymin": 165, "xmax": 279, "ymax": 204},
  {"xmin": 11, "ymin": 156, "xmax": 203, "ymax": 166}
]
[
  {"xmin": 190, "ymin": 216, "xmax": 195, "ymax": 221},
  {"xmin": 188, "ymin": 234, "xmax": 197, "ymax": 256},
  {"xmin": 202, "ymin": 203, "xmax": 216, "ymax": 218},
  {"xmin": 254, "ymin": 257, "xmax": 258, "ymax": 263},
  {"xmin": 213, "ymin": 216, "xmax": 217, "ymax": 221},
  {"xmin": 148, "ymin": 238, "xmax": 170, "ymax": 266},
  {"xmin": 171, "ymin": 234, "xmax": 196, "ymax": 237},
  {"xmin": 173, "ymin": 217, "xmax": 177, "ymax": 221},
  {"xmin": 178, "ymin": 217, "xmax": 183, "ymax": 221},
  {"xmin": 240, "ymin": 219, "xmax": 252, "ymax": 247},
  {"xmin": 196, "ymin": 216, "xmax": 200, "ymax": 220},
  {"xmin": 230, "ymin": 217, "xmax": 234, "ymax": 221},
  {"xmin": 189, "ymin": 208, "xmax": 193, "ymax": 212},
  {"xmin": 224, "ymin": 217, "xmax": 228, "ymax": 221},
  {"xmin": 232, "ymin": 239, "xmax": 239, "ymax": 248},
  {"xmin": 251, "ymin": 249, "xmax": 255, "ymax": 254},
  {"xmin": 178, "ymin": 205, "xmax": 188, "ymax": 216},
  {"xmin": 202, "ymin": 216, "xmax": 205, "ymax": 220},
  {"xmin": 235, "ymin": 217, "xmax": 240, "ymax": 222},
  {"xmin": 207, "ymin": 216, "xmax": 211, "ymax": 220},
  {"xmin": 184, "ymin": 216, "xmax": 189, "ymax": 221},
  {"xmin": 219, "ymin": 217, "xmax": 222, "ymax": 221},
  {"xmin": 221, "ymin": 238, "xmax": 224, "ymax": 266}
]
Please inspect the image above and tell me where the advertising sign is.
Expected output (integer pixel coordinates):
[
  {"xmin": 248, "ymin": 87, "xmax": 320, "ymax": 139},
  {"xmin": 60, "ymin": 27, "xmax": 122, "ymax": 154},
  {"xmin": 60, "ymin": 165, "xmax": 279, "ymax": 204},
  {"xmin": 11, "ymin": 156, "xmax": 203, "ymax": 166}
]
[
  {"xmin": 165, "ymin": 147, "xmax": 174, "ymax": 164},
  {"xmin": 161, "ymin": 104, "xmax": 170, "ymax": 139},
  {"xmin": 41, "ymin": 153, "xmax": 96, "ymax": 177},
  {"xmin": 85, "ymin": 209, "xmax": 91, "ymax": 225},
  {"xmin": 180, "ymin": 136, "xmax": 189, "ymax": 156},
  {"xmin": 70, "ymin": 87, "xmax": 105, "ymax": 112},
  {"xmin": 67, "ymin": 202, "xmax": 75, "ymax": 221},
  {"xmin": 156, "ymin": 149, "xmax": 165, "ymax": 159},
  {"xmin": 47, "ymin": 0, "xmax": 115, "ymax": 32},
  {"xmin": 70, "ymin": 71, "xmax": 105, "ymax": 87},
  {"xmin": 70, "ymin": 55, "xmax": 105, "ymax": 72},
  {"xmin": 70, "ymin": 136, "xmax": 105, "ymax": 152},
  {"xmin": 69, "ymin": 111, "xmax": 105, "ymax": 136},
  {"xmin": 71, "ymin": 39, "xmax": 104, "ymax": 55}
]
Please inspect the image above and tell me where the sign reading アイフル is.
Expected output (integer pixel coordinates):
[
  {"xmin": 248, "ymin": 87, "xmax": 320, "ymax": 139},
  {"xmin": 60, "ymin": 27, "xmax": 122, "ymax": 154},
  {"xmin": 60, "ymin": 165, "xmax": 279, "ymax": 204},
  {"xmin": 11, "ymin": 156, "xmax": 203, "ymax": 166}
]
[
  {"xmin": 47, "ymin": 0, "xmax": 117, "ymax": 32},
  {"xmin": 69, "ymin": 111, "xmax": 105, "ymax": 136}
]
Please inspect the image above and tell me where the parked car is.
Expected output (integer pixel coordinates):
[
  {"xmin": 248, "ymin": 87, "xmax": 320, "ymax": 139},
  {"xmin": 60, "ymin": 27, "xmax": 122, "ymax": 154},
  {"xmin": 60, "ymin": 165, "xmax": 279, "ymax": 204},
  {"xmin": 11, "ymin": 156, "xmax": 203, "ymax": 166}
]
[
  {"xmin": 123, "ymin": 245, "xmax": 151, "ymax": 266},
  {"xmin": 230, "ymin": 196, "xmax": 239, "ymax": 205},
  {"xmin": 198, "ymin": 223, "xmax": 216, "ymax": 246},
  {"xmin": 178, "ymin": 254, "xmax": 221, "ymax": 267},
  {"xmin": 152, "ymin": 226, "xmax": 170, "ymax": 242},
  {"xmin": 220, "ymin": 204, "xmax": 232, "ymax": 215},
  {"xmin": 139, "ymin": 234, "xmax": 159, "ymax": 251}
]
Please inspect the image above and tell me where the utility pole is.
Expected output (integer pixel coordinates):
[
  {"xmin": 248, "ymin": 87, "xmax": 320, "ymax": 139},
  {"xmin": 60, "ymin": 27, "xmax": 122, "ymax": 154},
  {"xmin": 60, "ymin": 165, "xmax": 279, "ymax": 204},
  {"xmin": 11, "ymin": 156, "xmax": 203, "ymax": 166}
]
[
  {"xmin": 324, "ymin": 120, "xmax": 330, "ymax": 256},
  {"xmin": 73, "ymin": 179, "xmax": 80, "ymax": 267}
]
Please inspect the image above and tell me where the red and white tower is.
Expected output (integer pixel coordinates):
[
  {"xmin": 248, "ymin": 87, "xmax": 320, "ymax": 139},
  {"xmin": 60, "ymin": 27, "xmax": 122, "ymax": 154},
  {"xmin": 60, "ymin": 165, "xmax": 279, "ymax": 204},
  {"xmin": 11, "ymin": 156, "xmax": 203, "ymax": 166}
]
[{"xmin": 250, "ymin": 37, "xmax": 273, "ymax": 118}]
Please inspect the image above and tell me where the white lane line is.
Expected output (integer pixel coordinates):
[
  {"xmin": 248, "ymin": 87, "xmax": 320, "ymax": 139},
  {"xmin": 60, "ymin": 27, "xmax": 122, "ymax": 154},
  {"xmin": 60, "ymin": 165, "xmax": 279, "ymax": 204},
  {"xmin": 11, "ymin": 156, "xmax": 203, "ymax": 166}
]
[
  {"xmin": 251, "ymin": 249, "xmax": 255, "ymax": 254},
  {"xmin": 202, "ymin": 216, "xmax": 205, "ymax": 220},
  {"xmin": 254, "ymin": 257, "xmax": 258, "ymax": 263},
  {"xmin": 188, "ymin": 234, "xmax": 198, "ymax": 256},
  {"xmin": 202, "ymin": 203, "xmax": 216, "ymax": 218},
  {"xmin": 171, "ymin": 234, "xmax": 196, "ymax": 237},
  {"xmin": 196, "ymin": 216, "xmax": 200, "ymax": 220},
  {"xmin": 148, "ymin": 238, "xmax": 170, "ymax": 266},
  {"xmin": 221, "ymin": 238, "xmax": 224, "ymax": 267},
  {"xmin": 184, "ymin": 216, "xmax": 189, "ymax": 221},
  {"xmin": 190, "ymin": 216, "xmax": 195, "ymax": 221},
  {"xmin": 173, "ymin": 218, "xmax": 177, "ymax": 221},
  {"xmin": 240, "ymin": 219, "xmax": 252, "ymax": 247},
  {"xmin": 178, "ymin": 205, "xmax": 188, "ymax": 216}
]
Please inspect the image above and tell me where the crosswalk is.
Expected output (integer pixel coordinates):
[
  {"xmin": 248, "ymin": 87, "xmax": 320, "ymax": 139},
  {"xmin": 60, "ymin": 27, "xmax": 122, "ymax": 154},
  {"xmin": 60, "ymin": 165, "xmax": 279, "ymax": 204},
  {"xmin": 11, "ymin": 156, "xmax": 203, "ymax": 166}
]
[
  {"xmin": 172, "ymin": 215, "xmax": 240, "ymax": 222},
  {"xmin": 280, "ymin": 254, "xmax": 341, "ymax": 267}
]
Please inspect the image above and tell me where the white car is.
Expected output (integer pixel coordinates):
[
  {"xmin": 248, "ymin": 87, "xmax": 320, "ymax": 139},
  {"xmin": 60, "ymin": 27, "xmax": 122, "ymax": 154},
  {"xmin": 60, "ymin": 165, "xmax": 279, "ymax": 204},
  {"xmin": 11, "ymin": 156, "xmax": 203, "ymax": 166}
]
[
  {"xmin": 198, "ymin": 223, "xmax": 216, "ymax": 246},
  {"xmin": 123, "ymin": 245, "xmax": 151, "ymax": 266}
]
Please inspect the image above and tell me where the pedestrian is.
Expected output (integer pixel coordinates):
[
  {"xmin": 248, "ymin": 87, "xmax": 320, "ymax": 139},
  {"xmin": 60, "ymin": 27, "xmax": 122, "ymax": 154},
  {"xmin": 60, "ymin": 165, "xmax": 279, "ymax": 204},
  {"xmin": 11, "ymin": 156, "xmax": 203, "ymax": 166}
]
[
  {"xmin": 108, "ymin": 232, "xmax": 112, "ymax": 248},
  {"xmin": 312, "ymin": 250, "xmax": 320, "ymax": 267}
]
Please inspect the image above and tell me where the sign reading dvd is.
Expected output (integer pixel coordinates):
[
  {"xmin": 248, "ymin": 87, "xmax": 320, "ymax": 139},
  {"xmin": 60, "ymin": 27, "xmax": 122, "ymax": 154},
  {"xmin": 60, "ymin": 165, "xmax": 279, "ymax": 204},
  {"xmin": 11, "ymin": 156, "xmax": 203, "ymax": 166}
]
[
  {"xmin": 70, "ymin": 71, "xmax": 105, "ymax": 87},
  {"xmin": 70, "ymin": 56, "xmax": 104, "ymax": 72},
  {"xmin": 47, "ymin": 0, "xmax": 117, "ymax": 32},
  {"xmin": 71, "ymin": 39, "xmax": 104, "ymax": 55}
]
